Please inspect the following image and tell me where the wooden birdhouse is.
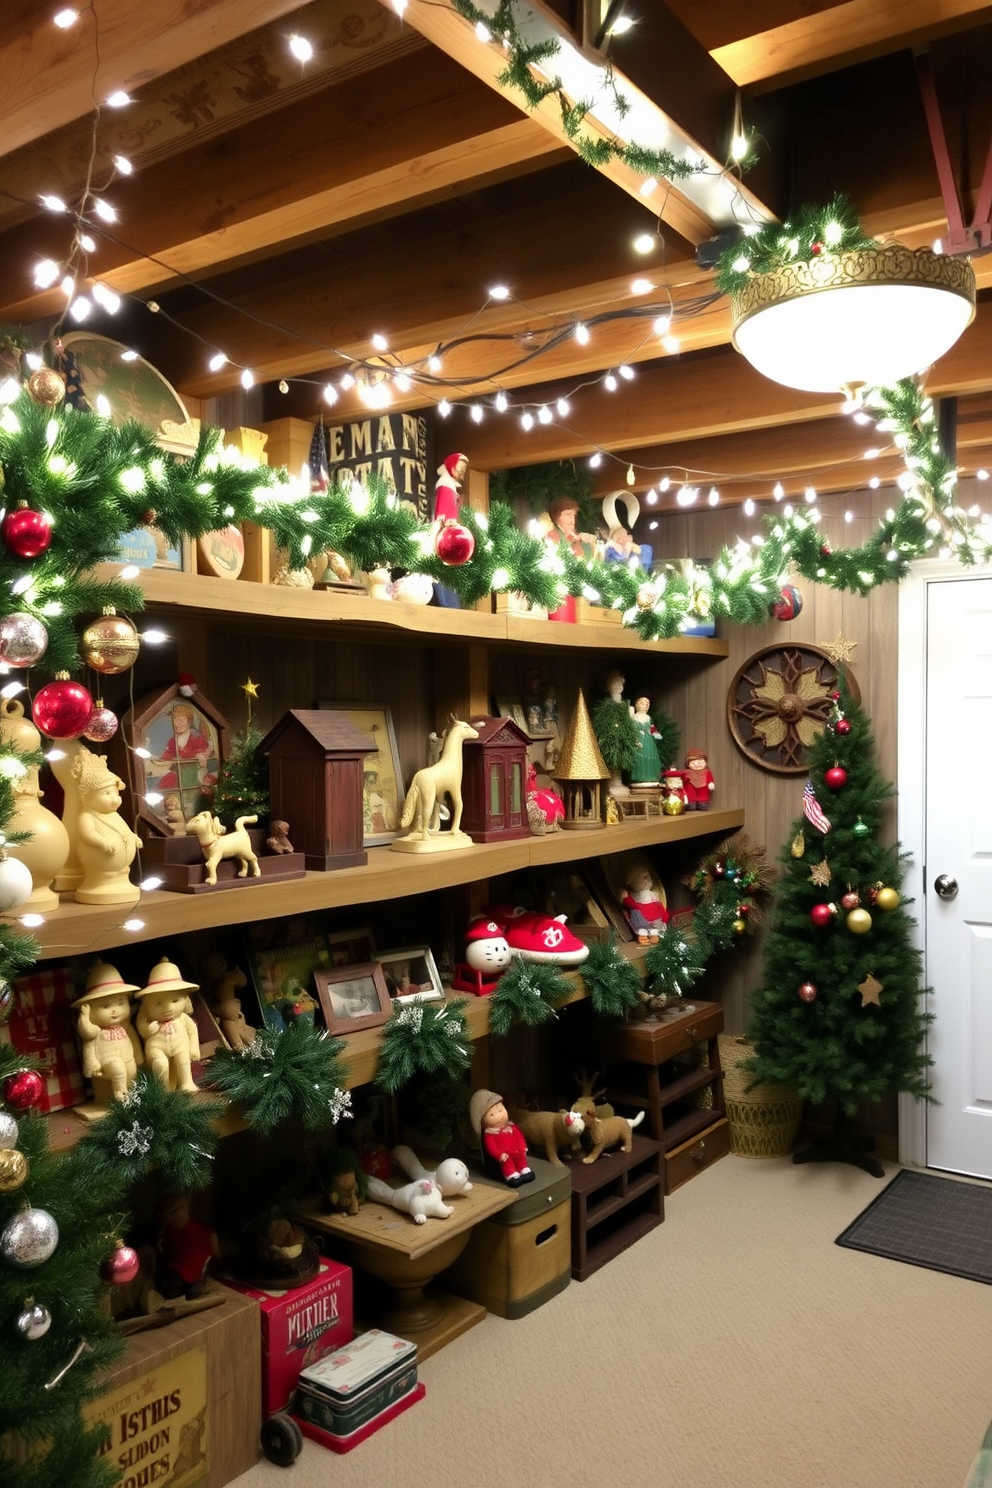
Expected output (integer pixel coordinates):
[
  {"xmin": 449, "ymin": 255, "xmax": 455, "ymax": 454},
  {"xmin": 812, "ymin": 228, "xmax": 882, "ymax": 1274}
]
[
  {"xmin": 460, "ymin": 715, "xmax": 532, "ymax": 842},
  {"xmin": 553, "ymin": 689, "xmax": 609, "ymax": 830},
  {"xmin": 258, "ymin": 710, "xmax": 376, "ymax": 870}
]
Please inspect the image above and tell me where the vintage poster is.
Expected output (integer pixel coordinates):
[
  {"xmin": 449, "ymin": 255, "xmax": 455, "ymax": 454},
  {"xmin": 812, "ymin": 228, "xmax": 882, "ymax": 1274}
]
[{"xmin": 84, "ymin": 1345, "xmax": 208, "ymax": 1488}]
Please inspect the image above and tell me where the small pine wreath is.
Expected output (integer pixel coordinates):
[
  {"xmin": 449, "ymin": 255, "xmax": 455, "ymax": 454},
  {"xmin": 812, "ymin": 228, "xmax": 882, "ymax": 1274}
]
[
  {"xmin": 488, "ymin": 960, "xmax": 574, "ymax": 1037},
  {"xmin": 374, "ymin": 999, "xmax": 471, "ymax": 1094},
  {"xmin": 208, "ymin": 1021, "xmax": 349, "ymax": 1134},
  {"xmin": 580, "ymin": 938, "xmax": 642, "ymax": 1019}
]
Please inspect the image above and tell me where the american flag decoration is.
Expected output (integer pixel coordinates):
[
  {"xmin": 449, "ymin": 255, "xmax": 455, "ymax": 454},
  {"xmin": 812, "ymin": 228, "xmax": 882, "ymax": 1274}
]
[{"xmin": 803, "ymin": 780, "xmax": 831, "ymax": 835}]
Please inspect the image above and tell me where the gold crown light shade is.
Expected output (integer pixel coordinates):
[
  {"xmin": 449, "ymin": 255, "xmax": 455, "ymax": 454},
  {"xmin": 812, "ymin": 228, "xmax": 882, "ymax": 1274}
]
[{"xmin": 731, "ymin": 245, "xmax": 976, "ymax": 394}]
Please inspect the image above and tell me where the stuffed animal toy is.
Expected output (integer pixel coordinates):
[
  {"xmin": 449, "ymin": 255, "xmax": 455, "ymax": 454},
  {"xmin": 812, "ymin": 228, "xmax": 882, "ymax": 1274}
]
[
  {"xmin": 582, "ymin": 1110, "xmax": 645, "ymax": 1163},
  {"xmin": 365, "ymin": 1175, "xmax": 454, "ymax": 1224},
  {"xmin": 322, "ymin": 1148, "xmax": 368, "ymax": 1216},
  {"xmin": 510, "ymin": 1106, "xmax": 585, "ymax": 1166},
  {"xmin": 392, "ymin": 1144, "xmax": 473, "ymax": 1197}
]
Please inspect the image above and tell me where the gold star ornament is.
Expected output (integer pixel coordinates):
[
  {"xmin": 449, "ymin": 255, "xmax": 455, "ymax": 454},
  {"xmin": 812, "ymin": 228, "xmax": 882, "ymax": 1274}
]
[
  {"xmin": 809, "ymin": 860, "xmax": 832, "ymax": 887},
  {"xmin": 825, "ymin": 633, "xmax": 858, "ymax": 665},
  {"xmin": 242, "ymin": 677, "xmax": 260, "ymax": 701},
  {"xmin": 858, "ymin": 972, "xmax": 883, "ymax": 1007}
]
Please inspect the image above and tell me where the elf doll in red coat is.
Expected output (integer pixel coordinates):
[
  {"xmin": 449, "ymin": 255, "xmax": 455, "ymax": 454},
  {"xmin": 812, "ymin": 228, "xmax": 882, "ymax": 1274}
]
[
  {"xmin": 470, "ymin": 1089, "xmax": 534, "ymax": 1187},
  {"xmin": 684, "ymin": 748, "xmax": 715, "ymax": 811}
]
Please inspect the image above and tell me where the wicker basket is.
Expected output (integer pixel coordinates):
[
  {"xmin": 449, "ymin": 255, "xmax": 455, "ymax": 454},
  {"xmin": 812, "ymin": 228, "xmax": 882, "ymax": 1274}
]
[{"xmin": 718, "ymin": 1034, "xmax": 802, "ymax": 1158}]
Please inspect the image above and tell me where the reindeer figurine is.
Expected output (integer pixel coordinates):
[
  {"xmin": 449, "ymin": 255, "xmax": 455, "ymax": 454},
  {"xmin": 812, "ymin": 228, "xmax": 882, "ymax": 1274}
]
[{"xmin": 390, "ymin": 716, "xmax": 479, "ymax": 854}]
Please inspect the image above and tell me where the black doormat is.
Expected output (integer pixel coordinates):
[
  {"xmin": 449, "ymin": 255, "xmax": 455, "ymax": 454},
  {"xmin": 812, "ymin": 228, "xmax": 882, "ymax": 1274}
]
[{"xmin": 836, "ymin": 1168, "xmax": 992, "ymax": 1284}]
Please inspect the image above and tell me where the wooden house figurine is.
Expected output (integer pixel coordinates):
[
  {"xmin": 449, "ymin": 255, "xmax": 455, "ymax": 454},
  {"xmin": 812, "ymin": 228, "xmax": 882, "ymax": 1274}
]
[
  {"xmin": 258, "ymin": 710, "xmax": 375, "ymax": 870},
  {"xmin": 553, "ymin": 690, "xmax": 609, "ymax": 831},
  {"xmin": 461, "ymin": 716, "xmax": 531, "ymax": 842}
]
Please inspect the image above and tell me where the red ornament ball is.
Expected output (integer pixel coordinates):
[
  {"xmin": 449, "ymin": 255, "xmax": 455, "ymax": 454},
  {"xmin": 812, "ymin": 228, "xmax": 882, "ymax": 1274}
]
[
  {"xmin": 824, "ymin": 765, "xmax": 848, "ymax": 791},
  {"xmin": 102, "ymin": 1243, "xmax": 141, "ymax": 1287},
  {"xmin": 768, "ymin": 584, "xmax": 803, "ymax": 622},
  {"xmin": 32, "ymin": 678, "xmax": 93, "ymax": 739},
  {"xmin": 840, "ymin": 890, "xmax": 861, "ymax": 911},
  {"xmin": 82, "ymin": 705, "xmax": 119, "ymax": 743},
  {"xmin": 3, "ymin": 1068, "xmax": 44, "ymax": 1112},
  {"xmin": 434, "ymin": 519, "xmax": 475, "ymax": 567},
  {"xmin": 810, "ymin": 242, "xmax": 823, "ymax": 255},
  {"xmin": 830, "ymin": 691, "xmax": 841, "ymax": 700},
  {"xmin": 820, "ymin": 544, "xmax": 832, "ymax": 558},
  {"xmin": 809, "ymin": 902, "xmax": 835, "ymax": 928},
  {"xmin": 835, "ymin": 718, "xmax": 852, "ymax": 735},
  {"xmin": 798, "ymin": 981, "xmax": 818, "ymax": 1002},
  {"xmin": 2, "ymin": 506, "xmax": 53, "ymax": 560}
]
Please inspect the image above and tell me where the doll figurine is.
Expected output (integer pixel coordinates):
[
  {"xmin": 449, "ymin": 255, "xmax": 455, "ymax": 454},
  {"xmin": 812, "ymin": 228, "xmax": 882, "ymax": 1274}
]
[
  {"xmin": 629, "ymin": 696, "xmax": 662, "ymax": 788},
  {"xmin": 622, "ymin": 866, "xmax": 670, "ymax": 945},
  {"xmin": 73, "ymin": 961, "xmax": 143, "ymax": 1100},
  {"xmin": 136, "ymin": 957, "xmax": 201, "ymax": 1091},
  {"xmin": 266, "ymin": 819, "xmax": 294, "ymax": 855},
  {"xmin": 547, "ymin": 497, "xmax": 598, "ymax": 558},
  {"xmin": 684, "ymin": 748, "xmax": 715, "ymax": 810},
  {"xmin": 155, "ymin": 1192, "xmax": 220, "ymax": 1299},
  {"xmin": 202, "ymin": 952, "xmax": 255, "ymax": 1050},
  {"xmin": 70, "ymin": 748, "xmax": 140, "ymax": 904},
  {"xmin": 470, "ymin": 1088, "xmax": 534, "ymax": 1187}
]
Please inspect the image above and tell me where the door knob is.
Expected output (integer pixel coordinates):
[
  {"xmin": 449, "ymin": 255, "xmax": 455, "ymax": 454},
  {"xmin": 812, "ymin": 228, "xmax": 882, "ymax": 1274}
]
[{"xmin": 934, "ymin": 874, "xmax": 958, "ymax": 900}]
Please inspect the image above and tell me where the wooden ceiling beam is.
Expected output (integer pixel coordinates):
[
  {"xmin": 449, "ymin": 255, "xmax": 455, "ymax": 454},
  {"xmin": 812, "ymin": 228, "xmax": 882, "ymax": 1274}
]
[
  {"xmin": 0, "ymin": 0, "xmax": 312, "ymax": 160},
  {"xmin": 0, "ymin": 52, "xmax": 566, "ymax": 323},
  {"xmin": 712, "ymin": 0, "xmax": 992, "ymax": 92}
]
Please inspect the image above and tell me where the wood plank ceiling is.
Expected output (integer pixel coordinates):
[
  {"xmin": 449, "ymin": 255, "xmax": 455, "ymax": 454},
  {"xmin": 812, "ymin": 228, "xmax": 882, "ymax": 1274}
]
[{"xmin": 4, "ymin": 0, "xmax": 992, "ymax": 509}]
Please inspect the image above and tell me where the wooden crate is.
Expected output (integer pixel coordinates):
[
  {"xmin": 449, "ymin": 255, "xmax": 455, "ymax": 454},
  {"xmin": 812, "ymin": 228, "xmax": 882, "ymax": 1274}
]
[
  {"xmin": 442, "ymin": 1160, "xmax": 571, "ymax": 1318},
  {"xmin": 83, "ymin": 1286, "xmax": 261, "ymax": 1488}
]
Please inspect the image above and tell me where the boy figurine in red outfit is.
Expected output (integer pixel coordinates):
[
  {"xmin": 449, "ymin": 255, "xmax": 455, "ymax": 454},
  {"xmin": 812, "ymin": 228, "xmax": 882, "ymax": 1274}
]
[
  {"xmin": 684, "ymin": 748, "xmax": 715, "ymax": 811},
  {"xmin": 470, "ymin": 1089, "xmax": 534, "ymax": 1187}
]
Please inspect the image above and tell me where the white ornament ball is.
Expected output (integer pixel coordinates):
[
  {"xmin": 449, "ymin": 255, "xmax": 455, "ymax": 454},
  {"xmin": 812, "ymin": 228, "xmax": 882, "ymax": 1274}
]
[
  {"xmin": 0, "ymin": 1111, "xmax": 18, "ymax": 1148},
  {"xmin": 16, "ymin": 1301, "xmax": 52, "ymax": 1339},
  {"xmin": 1, "ymin": 1207, "xmax": 59, "ymax": 1268},
  {"xmin": 0, "ymin": 854, "xmax": 34, "ymax": 913}
]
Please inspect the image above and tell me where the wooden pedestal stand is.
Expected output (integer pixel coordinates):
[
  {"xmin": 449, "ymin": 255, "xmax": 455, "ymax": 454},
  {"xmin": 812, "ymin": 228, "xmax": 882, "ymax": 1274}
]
[{"xmin": 298, "ymin": 1181, "xmax": 516, "ymax": 1360}]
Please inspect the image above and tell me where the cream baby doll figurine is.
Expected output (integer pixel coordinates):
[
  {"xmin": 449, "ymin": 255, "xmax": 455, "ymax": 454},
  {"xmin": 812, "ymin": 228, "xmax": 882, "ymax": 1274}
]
[
  {"xmin": 136, "ymin": 957, "xmax": 201, "ymax": 1092},
  {"xmin": 70, "ymin": 747, "xmax": 140, "ymax": 904},
  {"xmin": 73, "ymin": 960, "xmax": 143, "ymax": 1100}
]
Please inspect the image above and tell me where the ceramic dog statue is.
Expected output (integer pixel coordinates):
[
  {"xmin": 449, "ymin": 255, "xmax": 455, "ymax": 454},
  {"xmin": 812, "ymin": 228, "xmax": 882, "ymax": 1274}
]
[{"xmin": 186, "ymin": 811, "xmax": 261, "ymax": 886}]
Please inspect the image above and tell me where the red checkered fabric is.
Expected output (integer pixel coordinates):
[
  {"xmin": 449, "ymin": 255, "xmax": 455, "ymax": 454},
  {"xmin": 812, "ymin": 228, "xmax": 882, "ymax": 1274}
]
[{"xmin": 7, "ymin": 967, "xmax": 85, "ymax": 1113}]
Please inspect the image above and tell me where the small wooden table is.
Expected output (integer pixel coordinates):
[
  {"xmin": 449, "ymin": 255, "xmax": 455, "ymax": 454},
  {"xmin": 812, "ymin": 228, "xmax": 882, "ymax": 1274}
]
[{"xmin": 298, "ymin": 1180, "xmax": 516, "ymax": 1360}]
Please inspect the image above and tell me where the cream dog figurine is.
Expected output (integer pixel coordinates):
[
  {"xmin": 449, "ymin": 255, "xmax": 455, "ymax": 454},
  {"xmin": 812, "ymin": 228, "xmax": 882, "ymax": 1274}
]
[
  {"xmin": 185, "ymin": 810, "xmax": 261, "ymax": 886},
  {"xmin": 136, "ymin": 957, "xmax": 201, "ymax": 1091}
]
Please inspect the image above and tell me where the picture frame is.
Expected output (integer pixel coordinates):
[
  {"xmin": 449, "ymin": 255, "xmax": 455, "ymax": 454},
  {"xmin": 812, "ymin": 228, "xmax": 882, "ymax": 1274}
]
[
  {"xmin": 375, "ymin": 946, "xmax": 443, "ymax": 1004},
  {"xmin": 326, "ymin": 927, "xmax": 378, "ymax": 968},
  {"xmin": 242, "ymin": 918, "xmax": 331, "ymax": 1032},
  {"xmin": 496, "ymin": 696, "xmax": 529, "ymax": 733},
  {"xmin": 540, "ymin": 870, "xmax": 612, "ymax": 945},
  {"xmin": 316, "ymin": 701, "xmax": 404, "ymax": 846},
  {"xmin": 315, "ymin": 962, "xmax": 392, "ymax": 1035},
  {"xmin": 585, "ymin": 859, "xmax": 635, "ymax": 942},
  {"xmin": 118, "ymin": 684, "xmax": 229, "ymax": 837}
]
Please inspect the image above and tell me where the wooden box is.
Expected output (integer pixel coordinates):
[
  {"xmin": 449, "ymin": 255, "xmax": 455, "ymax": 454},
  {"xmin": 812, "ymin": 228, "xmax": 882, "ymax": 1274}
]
[
  {"xmin": 258, "ymin": 710, "xmax": 375, "ymax": 871},
  {"xmin": 82, "ymin": 1286, "xmax": 261, "ymax": 1488},
  {"xmin": 140, "ymin": 830, "xmax": 306, "ymax": 893},
  {"xmin": 441, "ymin": 1159, "xmax": 571, "ymax": 1319},
  {"xmin": 665, "ymin": 1116, "xmax": 731, "ymax": 1192}
]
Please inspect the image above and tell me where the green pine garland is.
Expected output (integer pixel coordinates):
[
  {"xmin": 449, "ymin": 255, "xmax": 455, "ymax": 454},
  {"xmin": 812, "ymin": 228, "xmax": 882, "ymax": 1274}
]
[
  {"xmin": 78, "ymin": 1072, "xmax": 221, "ymax": 1191},
  {"xmin": 373, "ymin": 998, "xmax": 470, "ymax": 1093},
  {"xmin": 208, "ymin": 1021, "xmax": 349, "ymax": 1134},
  {"xmin": 580, "ymin": 938, "xmax": 641, "ymax": 1018},
  {"xmin": 591, "ymin": 697, "xmax": 640, "ymax": 773},
  {"xmin": 488, "ymin": 959, "xmax": 573, "ymax": 1036},
  {"xmin": 644, "ymin": 923, "xmax": 708, "ymax": 1001},
  {"xmin": 648, "ymin": 703, "xmax": 680, "ymax": 769},
  {"xmin": 715, "ymin": 194, "xmax": 876, "ymax": 297}
]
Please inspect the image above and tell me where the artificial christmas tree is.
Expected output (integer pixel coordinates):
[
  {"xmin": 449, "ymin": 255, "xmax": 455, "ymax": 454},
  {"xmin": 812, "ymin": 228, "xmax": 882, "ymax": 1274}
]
[{"xmin": 746, "ymin": 685, "xmax": 931, "ymax": 1176}]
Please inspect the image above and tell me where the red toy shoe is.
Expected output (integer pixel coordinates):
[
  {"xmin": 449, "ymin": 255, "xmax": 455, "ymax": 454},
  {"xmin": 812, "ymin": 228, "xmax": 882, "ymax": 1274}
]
[{"xmin": 486, "ymin": 905, "xmax": 589, "ymax": 965}]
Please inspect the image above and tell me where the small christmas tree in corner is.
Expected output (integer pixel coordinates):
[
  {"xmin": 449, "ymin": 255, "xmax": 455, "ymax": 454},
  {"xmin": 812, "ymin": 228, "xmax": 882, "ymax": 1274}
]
[
  {"xmin": 212, "ymin": 677, "xmax": 269, "ymax": 829},
  {"xmin": 746, "ymin": 684, "xmax": 931, "ymax": 1177}
]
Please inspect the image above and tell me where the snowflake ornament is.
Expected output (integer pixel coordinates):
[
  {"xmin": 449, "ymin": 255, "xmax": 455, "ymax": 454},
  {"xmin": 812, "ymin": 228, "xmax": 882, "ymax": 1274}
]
[{"xmin": 118, "ymin": 1120, "xmax": 153, "ymax": 1157}]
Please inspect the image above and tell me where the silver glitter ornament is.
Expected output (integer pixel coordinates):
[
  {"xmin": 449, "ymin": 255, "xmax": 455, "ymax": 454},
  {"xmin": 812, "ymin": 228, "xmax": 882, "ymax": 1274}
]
[
  {"xmin": 16, "ymin": 1301, "xmax": 52, "ymax": 1339},
  {"xmin": 0, "ymin": 612, "xmax": 48, "ymax": 669},
  {"xmin": 0, "ymin": 1110, "xmax": 18, "ymax": 1148},
  {"xmin": 0, "ymin": 1207, "xmax": 59, "ymax": 1267}
]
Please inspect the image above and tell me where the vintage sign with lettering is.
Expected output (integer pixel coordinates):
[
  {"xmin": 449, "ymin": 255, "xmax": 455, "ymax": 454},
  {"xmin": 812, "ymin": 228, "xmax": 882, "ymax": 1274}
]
[
  {"xmin": 324, "ymin": 413, "xmax": 433, "ymax": 520},
  {"xmin": 84, "ymin": 1345, "xmax": 208, "ymax": 1488}
]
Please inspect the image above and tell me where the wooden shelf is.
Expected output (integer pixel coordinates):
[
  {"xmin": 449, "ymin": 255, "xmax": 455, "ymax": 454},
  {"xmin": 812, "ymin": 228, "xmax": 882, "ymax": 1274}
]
[
  {"xmin": 98, "ymin": 567, "xmax": 729, "ymax": 657},
  {"xmin": 16, "ymin": 809, "xmax": 744, "ymax": 959}
]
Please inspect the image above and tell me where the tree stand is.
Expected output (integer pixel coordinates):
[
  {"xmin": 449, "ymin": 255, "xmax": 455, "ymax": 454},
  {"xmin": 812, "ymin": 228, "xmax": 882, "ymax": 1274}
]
[{"xmin": 792, "ymin": 1109, "xmax": 885, "ymax": 1179}]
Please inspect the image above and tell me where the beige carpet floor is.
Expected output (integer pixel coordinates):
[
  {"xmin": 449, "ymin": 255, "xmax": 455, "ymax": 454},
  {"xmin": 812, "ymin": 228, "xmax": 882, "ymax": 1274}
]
[{"xmin": 231, "ymin": 1155, "xmax": 992, "ymax": 1488}]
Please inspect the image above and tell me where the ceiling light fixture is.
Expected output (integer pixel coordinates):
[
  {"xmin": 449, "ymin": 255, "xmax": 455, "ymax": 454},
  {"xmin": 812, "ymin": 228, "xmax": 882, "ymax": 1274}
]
[{"xmin": 731, "ymin": 245, "xmax": 976, "ymax": 393}]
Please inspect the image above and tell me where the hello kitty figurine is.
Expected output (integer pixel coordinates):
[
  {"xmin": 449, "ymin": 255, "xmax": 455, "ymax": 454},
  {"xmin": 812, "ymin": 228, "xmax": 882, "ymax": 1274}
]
[
  {"xmin": 451, "ymin": 918, "xmax": 512, "ymax": 995},
  {"xmin": 365, "ymin": 1175, "xmax": 454, "ymax": 1224}
]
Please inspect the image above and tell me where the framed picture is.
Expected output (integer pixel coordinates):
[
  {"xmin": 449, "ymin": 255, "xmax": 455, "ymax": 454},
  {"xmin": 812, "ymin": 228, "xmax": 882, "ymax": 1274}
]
[
  {"xmin": 119, "ymin": 684, "xmax": 229, "ymax": 836},
  {"xmin": 315, "ymin": 963, "xmax": 392, "ymax": 1035},
  {"xmin": 326, "ymin": 927, "xmax": 377, "ymax": 968},
  {"xmin": 540, "ymin": 870, "xmax": 612, "ymax": 945},
  {"xmin": 114, "ymin": 525, "xmax": 192, "ymax": 572},
  {"xmin": 496, "ymin": 696, "xmax": 529, "ymax": 733},
  {"xmin": 243, "ymin": 919, "xmax": 331, "ymax": 1032},
  {"xmin": 585, "ymin": 859, "xmax": 635, "ymax": 942},
  {"xmin": 316, "ymin": 702, "xmax": 404, "ymax": 846},
  {"xmin": 375, "ymin": 946, "xmax": 443, "ymax": 1004}
]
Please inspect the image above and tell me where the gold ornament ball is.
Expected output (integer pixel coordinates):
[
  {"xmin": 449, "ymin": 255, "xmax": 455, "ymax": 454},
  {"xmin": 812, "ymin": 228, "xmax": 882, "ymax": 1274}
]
[
  {"xmin": 846, "ymin": 907, "xmax": 873, "ymax": 935},
  {"xmin": 80, "ymin": 612, "xmax": 140, "ymax": 675},
  {"xmin": 26, "ymin": 367, "xmax": 66, "ymax": 407},
  {"xmin": 662, "ymin": 795, "xmax": 684, "ymax": 816},
  {"xmin": 0, "ymin": 1146, "xmax": 29, "ymax": 1192},
  {"xmin": 875, "ymin": 885, "xmax": 901, "ymax": 912},
  {"xmin": 732, "ymin": 918, "xmax": 746, "ymax": 934},
  {"xmin": 636, "ymin": 584, "xmax": 656, "ymax": 609}
]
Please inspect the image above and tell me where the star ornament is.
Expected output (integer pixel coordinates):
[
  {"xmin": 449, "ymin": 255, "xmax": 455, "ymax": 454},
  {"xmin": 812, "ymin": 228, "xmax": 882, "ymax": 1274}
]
[
  {"xmin": 825, "ymin": 633, "xmax": 858, "ymax": 665},
  {"xmin": 858, "ymin": 972, "xmax": 883, "ymax": 1007},
  {"xmin": 242, "ymin": 677, "xmax": 260, "ymax": 701},
  {"xmin": 809, "ymin": 860, "xmax": 832, "ymax": 886}
]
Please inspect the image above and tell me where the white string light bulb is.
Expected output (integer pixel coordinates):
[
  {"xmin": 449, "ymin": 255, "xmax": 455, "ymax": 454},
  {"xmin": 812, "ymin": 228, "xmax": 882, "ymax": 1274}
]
[
  {"xmin": 495, "ymin": 392, "xmax": 508, "ymax": 412},
  {"xmin": 33, "ymin": 260, "xmax": 60, "ymax": 289},
  {"xmin": 106, "ymin": 91, "xmax": 132, "ymax": 108},
  {"xmin": 41, "ymin": 195, "xmax": 67, "ymax": 213},
  {"xmin": 574, "ymin": 323, "xmax": 590, "ymax": 345},
  {"xmin": 556, "ymin": 398, "xmax": 570, "ymax": 416},
  {"xmin": 371, "ymin": 333, "xmax": 388, "ymax": 351},
  {"xmin": 113, "ymin": 155, "xmax": 133, "ymax": 175},
  {"xmin": 53, "ymin": 9, "xmax": 78, "ymax": 26},
  {"xmin": 438, "ymin": 399, "xmax": 451, "ymax": 417},
  {"xmin": 323, "ymin": 384, "xmax": 338, "ymax": 405},
  {"xmin": 488, "ymin": 285, "xmax": 510, "ymax": 300},
  {"xmin": 92, "ymin": 199, "xmax": 117, "ymax": 222},
  {"xmin": 241, "ymin": 368, "xmax": 255, "ymax": 389},
  {"xmin": 618, "ymin": 364, "xmax": 635, "ymax": 381},
  {"xmin": 208, "ymin": 352, "xmax": 227, "ymax": 371},
  {"xmin": 288, "ymin": 34, "xmax": 313, "ymax": 61},
  {"xmin": 633, "ymin": 233, "xmax": 655, "ymax": 254},
  {"xmin": 604, "ymin": 373, "xmax": 618, "ymax": 391}
]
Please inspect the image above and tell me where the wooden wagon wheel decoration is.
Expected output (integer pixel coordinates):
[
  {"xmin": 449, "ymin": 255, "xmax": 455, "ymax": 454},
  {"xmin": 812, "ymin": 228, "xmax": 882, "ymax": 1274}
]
[{"xmin": 727, "ymin": 643, "xmax": 861, "ymax": 774}]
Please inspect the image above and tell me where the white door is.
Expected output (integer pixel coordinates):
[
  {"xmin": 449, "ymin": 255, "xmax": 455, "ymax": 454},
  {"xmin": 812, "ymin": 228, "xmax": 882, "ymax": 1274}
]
[{"xmin": 925, "ymin": 576, "xmax": 992, "ymax": 1177}]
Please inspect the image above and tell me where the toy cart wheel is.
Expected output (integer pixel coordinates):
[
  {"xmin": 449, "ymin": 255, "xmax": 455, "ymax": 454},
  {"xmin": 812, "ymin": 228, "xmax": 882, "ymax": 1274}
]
[{"xmin": 260, "ymin": 1412, "xmax": 303, "ymax": 1466}]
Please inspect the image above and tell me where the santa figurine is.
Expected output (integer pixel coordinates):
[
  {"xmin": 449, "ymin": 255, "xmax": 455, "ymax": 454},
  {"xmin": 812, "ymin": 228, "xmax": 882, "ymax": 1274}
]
[
  {"xmin": 684, "ymin": 748, "xmax": 715, "ymax": 811},
  {"xmin": 432, "ymin": 453, "xmax": 470, "ymax": 608},
  {"xmin": 452, "ymin": 919, "xmax": 512, "ymax": 996},
  {"xmin": 470, "ymin": 1089, "xmax": 534, "ymax": 1187}
]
